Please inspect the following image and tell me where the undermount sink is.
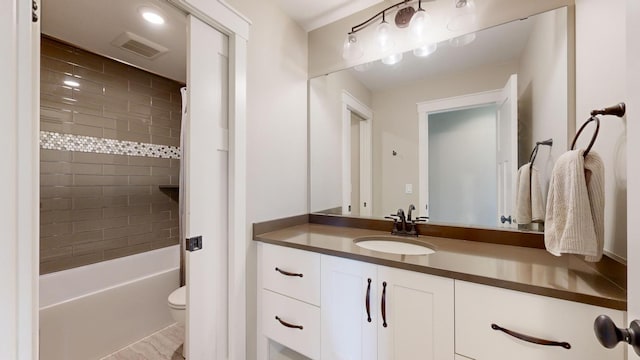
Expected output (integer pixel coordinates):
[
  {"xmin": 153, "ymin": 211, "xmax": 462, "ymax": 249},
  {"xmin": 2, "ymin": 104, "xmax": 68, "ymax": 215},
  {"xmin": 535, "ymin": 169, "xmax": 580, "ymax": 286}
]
[{"xmin": 354, "ymin": 236, "xmax": 436, "ymax": 256}]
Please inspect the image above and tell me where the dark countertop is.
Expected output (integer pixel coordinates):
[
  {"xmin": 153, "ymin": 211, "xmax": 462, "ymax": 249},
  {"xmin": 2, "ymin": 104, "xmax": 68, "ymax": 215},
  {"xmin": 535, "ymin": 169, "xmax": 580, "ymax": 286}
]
[{"xmin": 254, "ymin": 223, "xmax": 627, "ymax": 310}]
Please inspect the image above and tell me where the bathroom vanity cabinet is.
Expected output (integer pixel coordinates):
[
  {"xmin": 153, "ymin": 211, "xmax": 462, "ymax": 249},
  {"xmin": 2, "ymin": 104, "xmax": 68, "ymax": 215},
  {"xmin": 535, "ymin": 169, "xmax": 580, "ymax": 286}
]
[{"xmin": 256, "ymin": 238, "xmax": 625, "ymax": 360}]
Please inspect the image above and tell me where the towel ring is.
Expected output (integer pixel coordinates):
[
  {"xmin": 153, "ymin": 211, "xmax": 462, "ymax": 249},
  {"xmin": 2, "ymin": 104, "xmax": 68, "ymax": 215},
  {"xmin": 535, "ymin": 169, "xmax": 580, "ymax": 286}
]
[{"xmin": 571, "ymin": 116, "xmax": 600, "ymax": 158}]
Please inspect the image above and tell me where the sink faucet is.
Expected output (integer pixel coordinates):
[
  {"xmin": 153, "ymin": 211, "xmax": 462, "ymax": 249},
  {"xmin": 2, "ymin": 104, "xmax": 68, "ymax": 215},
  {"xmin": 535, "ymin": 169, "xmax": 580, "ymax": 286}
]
[{"xmin": 385, "ymin": 205, "xmax": 425, "ymax": 237}]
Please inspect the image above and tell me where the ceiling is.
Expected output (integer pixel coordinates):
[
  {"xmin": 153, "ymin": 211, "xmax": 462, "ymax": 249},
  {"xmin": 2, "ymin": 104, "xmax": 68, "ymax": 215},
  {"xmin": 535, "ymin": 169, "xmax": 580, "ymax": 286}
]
[
  {"xmin": 276, "ymin": 0, "xmax": 385, "ymax": 32},
  {"xmin": 42, "ymin": 0, "xmax": 187, "ymax": 82}
]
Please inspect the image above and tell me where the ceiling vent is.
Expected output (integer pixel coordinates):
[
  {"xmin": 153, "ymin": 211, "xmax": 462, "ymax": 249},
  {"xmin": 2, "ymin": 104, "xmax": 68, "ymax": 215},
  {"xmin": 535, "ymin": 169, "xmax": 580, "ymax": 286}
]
[{"xmin": 112, "ymin": 32, "xmax": 168, "ymax": 59}]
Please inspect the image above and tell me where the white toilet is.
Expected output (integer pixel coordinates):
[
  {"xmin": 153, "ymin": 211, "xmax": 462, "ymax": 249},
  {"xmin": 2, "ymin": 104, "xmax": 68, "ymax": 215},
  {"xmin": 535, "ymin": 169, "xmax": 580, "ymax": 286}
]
[{"xmin": 168, "ymin": 285, "xmax": 186, "ymax": 324}]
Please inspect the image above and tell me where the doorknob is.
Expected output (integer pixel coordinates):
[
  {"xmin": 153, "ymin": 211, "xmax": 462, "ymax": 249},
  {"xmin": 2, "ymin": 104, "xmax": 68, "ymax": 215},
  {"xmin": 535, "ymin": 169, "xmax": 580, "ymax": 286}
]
[{"xmin": 594, "ymin": 315, "xmax": 640, "ymax": 356}]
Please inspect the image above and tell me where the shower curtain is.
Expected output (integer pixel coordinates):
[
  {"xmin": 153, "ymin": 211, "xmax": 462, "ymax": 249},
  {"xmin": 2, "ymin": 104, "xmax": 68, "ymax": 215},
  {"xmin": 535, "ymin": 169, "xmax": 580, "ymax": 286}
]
[{"xmin": 179, "ymin": 87, "xmax": 187, "ymax": 286}]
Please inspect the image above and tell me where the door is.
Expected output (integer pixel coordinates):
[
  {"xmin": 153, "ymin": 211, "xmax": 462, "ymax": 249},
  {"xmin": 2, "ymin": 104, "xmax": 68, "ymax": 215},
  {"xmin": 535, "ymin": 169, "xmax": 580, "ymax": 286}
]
[
  {"xmin": 351, "ymin": 113, "xmax": 361, "ymax": 216},
  {"xmin": 321, "ymin": 255, "xmax": 377, "ymax": 360},
  {"xmin": 627, "ymin": 1, "xmax": 640, "ymax": 359},
  {"xmin": 496, "ymin": 74, "xmax": 518, "ymax": 228},
  {"xmin": 377, "ymin": 266, "xmax": 454, "ymax": 360},
  {"xmin": 185, "ymin": 15, "xmax": 229, "ymax": 359}
]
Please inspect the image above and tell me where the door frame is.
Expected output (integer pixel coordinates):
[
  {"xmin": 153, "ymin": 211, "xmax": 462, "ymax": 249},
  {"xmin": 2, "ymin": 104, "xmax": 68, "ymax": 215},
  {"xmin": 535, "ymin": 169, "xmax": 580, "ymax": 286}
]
[
  {"xmin": 417, "ymin": 89, "xmax": 501, "ymax": 218},
  {"xmin": 342, "ymin": 91, "xmax": 373, "ymax": 216},
  {"xmin": 2, "ymin": 0, "xmax": 250, "ymax": 358}
]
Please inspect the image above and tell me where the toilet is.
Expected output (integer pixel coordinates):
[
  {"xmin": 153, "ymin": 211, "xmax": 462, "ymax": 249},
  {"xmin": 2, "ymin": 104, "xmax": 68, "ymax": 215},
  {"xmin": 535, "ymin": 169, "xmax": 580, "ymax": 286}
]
[{"xmin": 168, "ymin": 285, "xmax": 186, "ymax": 324}]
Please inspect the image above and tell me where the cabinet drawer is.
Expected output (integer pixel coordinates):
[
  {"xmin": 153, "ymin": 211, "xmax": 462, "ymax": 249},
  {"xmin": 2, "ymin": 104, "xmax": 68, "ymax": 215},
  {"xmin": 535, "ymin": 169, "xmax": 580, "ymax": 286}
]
[
  {"xmin": 261, "ymin": 243, "xmax": 320, "ymax": 305},
  {"xmin": 262, "ymin": 289, "xmax": 320, "ymax": 359},
  {"xmin": 455, "ymin": 281, "xmax": 624, "ymax": 360}
]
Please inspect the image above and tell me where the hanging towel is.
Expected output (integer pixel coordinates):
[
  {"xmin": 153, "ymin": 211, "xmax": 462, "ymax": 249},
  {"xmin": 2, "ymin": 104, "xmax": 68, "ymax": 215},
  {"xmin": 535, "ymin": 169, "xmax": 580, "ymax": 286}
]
[
  {"xmin": 515, "ymin": 163, "xmax": 546, "ymax": 224},
  {"xmin": 544, "ymin": 149, "xmax": 604, "ymax": 262}
]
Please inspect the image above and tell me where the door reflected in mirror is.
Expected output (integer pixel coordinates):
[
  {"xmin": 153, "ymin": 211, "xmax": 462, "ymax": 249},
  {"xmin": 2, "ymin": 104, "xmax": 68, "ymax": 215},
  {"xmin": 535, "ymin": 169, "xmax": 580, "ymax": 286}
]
[{"xmin": 309, "ymin": 6, "xmax": 571, "ymax": 232}]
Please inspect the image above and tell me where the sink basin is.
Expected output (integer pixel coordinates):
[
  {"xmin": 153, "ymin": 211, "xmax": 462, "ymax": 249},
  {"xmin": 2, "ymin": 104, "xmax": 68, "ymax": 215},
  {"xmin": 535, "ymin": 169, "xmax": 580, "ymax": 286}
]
[{"xmin": 354, "ymin": 236, "xmax": 436, "ymax": 255}]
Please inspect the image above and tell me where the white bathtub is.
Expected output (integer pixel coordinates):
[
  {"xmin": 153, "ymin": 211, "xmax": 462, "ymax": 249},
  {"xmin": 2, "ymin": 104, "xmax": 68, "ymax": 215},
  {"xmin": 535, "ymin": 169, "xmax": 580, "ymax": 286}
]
[{"xmin": 39, "ymin": 245, "xmax": 180, "ymax": 360}]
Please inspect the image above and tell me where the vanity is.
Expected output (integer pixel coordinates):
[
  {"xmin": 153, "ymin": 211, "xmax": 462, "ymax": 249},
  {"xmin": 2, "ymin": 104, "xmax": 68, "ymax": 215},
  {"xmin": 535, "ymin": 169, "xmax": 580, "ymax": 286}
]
[{"xmin": 254, "ymin": 215, "xmax": 626, "ymax": 360}]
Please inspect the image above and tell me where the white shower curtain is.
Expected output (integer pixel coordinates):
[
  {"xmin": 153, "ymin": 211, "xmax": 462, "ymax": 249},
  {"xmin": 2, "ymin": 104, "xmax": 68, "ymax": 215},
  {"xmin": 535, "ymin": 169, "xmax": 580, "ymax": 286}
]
[{"xmin": 179, "ymin": 87, "xmax": 187, "ymax": 286}]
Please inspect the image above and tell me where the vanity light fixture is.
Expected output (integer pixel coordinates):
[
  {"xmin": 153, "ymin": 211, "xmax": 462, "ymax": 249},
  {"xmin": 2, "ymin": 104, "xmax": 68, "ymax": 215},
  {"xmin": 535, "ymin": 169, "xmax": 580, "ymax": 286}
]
[
  {"xmin": 342, "ymin": 0, "xmax": 433, "ymax": 62},
  {"xmin": 140, "ymin": 7, "xmax": 165, "ymax": 25}
]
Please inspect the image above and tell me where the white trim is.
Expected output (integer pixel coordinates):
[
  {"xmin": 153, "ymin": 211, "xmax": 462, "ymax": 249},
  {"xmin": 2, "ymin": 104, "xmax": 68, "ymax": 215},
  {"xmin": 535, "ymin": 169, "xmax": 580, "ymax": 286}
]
[
  {"xmin": 341, "ymin": 91, "xmax": 373, "ymax": 215},
  {"xmin": 417, "ymin": 89, "xmax": 501, "ymax": 218},
  {"xmin": 169, "ymin": 0, "xmax": 251, "ymax": 40}
]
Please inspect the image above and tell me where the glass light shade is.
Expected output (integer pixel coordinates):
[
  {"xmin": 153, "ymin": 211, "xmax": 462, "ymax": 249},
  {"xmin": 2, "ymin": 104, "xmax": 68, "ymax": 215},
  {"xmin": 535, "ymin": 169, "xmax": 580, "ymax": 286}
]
[
  {"xmin": 342, "ymin": 34, "xmax": 363, "ymax": 60},
  {"xmin": 376, "ymin": 21, "xmax": 394, "ymax": 52},
  {"xmin": 409, "ymin": 9, "xmax": 429, "ymax": 40},
  {"xmin": 449, "ymin": 32, "xmax": 476, "ymax": 47},
  {"xmin": 413, "ymin": 42, "xmax": 437, "ymax": 57},
  {"xmin": 382, "ymin": 52, "xmax": 403, "ymax": 66}
]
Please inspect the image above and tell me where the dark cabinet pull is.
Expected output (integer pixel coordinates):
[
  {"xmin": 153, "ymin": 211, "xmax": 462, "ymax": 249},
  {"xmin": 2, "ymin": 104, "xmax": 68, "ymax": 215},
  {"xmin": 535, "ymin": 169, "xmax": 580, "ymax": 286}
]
[
  {"xmin": 275, "ymin": 267, "xmax": 303, "ymax": 278},
  {"xmin": 365, "ymin": 278, "xmax": 372, "ymax": 323},
  {"xmin": 491, "ymin": 323, "xmax": 571, "ymax": 349},
  {"xmin": 275, "ymin": 316, "xmax": 303, "ymax": 330},
  {"xmin": 381, "ymin": 281, "xmax": 388, "ymax": 328}
]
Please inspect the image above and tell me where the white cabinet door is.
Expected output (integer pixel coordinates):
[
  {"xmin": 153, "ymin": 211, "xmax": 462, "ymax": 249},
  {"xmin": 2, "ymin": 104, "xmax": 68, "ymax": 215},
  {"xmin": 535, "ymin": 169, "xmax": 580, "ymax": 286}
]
[
  {"xmin": 321, "ymin": 255, "xmax": 377, "ymax": 360},
  {"xmin": 377, "ymin": 267, "xmax": 455, "ymax": 360}
]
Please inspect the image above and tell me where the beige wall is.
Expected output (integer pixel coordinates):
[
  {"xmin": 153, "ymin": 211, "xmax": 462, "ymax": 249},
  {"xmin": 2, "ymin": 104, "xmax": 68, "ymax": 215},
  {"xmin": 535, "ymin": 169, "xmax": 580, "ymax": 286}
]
[
  {"xmin": 517, "ymin": 7, "xmax": 571, "ymax": 198},
  {"xmin": 39, "ymin": 37, "xmax": 182, "ymax": 274},
  {"xmin": 308, "ymin": 0, "xmax": 572, "ymax": 77},
  {"xmin": 372, "ymin": 61, "xmax": 519, "ymax": 217},
  {"xmin": 223, "ymin": 0, "xmax": 309, "ymax": 358},
  {"xmin": 309, "ymin": 70, "xmax": 372, "ymax": 213},
  {"xmin": 575, "ymin": 0, "xmax": 627, "ymax": 260}
]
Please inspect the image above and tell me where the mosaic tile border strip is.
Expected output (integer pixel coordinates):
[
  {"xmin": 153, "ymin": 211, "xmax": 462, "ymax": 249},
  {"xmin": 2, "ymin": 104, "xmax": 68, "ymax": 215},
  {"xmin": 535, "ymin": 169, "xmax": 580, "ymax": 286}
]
[{"xmin": 40, "ymin": 131, "xmax": 181, "ymax": 159}]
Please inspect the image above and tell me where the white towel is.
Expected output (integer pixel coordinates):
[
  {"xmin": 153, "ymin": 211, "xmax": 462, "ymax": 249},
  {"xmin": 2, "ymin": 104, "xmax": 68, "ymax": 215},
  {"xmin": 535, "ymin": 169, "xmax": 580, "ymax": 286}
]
[
  {"xmin": 515, "ymin": 163, "xmax": 545, "ymax": 224},
  {"xmin": 544, "ymin": 150, "xmax": 604, "ymax": 262}
]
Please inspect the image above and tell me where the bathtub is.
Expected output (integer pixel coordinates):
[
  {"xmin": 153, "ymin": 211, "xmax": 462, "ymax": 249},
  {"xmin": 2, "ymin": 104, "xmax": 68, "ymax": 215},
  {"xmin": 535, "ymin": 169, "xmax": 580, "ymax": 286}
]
[{"xmin": 39, "ymin": 245, "xmax": 180, "ymax": 360}]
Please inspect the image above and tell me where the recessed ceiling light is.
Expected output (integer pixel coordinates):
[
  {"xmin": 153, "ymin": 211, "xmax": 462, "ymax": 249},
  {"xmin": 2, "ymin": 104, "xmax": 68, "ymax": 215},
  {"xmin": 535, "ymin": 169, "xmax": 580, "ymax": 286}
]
[
  {"xmin": 141, "ymin": 8, "xmax": 165, "ymax": 25},
  {"xmin": 64, "ymin": 80, "xmax": 80, "ymax": 87}
]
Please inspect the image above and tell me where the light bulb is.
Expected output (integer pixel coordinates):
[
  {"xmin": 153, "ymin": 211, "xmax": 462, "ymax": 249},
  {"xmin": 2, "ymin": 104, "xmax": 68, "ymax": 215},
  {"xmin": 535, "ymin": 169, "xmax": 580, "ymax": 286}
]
[
  {"xmin": 409, "ymin": 9, "xmax": 429, "ymax": 40},
  {"xmin": 342, "ymin": 34, "xmax": 363, "ymax": 61},
  {"xmin": 413, "ymin": 42, "xmax": 437, "ymax": 57},
  {"xmin": 376, "ymin": 21, "xmax": 394, "ymax": 52},
  {"xmin": 382, "ymin": 52, "xmax": 403, "ymax": 66}
]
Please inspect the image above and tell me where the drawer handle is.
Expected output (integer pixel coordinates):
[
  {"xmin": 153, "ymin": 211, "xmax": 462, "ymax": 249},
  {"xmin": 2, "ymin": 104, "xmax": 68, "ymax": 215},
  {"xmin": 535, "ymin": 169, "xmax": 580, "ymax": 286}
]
[
  {"xmin": 365, "ymin": 278, "xmax": 372, "ymax": 323},
  {"xmin": 275, "ymin": 267, "xmax": 303, "ymax": 278},
  {"xmin": 381, "ymin": 281, "xmax": 388, "ymax": 328},
  {"xmin": 491, "ymin": 323, "xmax": 571, "ymax": 349},
  {"xmin": 275, "ymin": 316, "xmax": 303, "ymax": 330}
]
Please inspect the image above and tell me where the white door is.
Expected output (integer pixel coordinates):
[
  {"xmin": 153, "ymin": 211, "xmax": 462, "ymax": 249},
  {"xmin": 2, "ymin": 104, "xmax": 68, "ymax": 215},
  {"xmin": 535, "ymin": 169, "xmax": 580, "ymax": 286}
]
[
  {"xmin": 626, "ymin": 1, "xmax": 640, "ymax": 359},
  {"xmin": 377, "ymin": 267, "xmax": 454, "ymax": 360},
  {"xmin": 496, "ymin": 74, "xmax": 518, "ymax": 228},
  {"xmin": 321, "ymin": 255, "xmax": 377, "ymax": 360},
  {"xmin": 185, "ymin": 15, "xmax": 229, "ymax": 359}
]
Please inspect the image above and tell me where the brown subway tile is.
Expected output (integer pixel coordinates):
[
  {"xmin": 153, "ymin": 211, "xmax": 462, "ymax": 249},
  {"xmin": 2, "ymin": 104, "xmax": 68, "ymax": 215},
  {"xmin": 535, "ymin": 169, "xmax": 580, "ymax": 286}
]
[
  {"xmin": 104, "ymin": 130, "xmax": 151, "ymax": 144},
  {"xmin": 40, "ymin": 198, "xmax": 72, "ymax": 211},
  {"xmin": 40, "ymin": 208, "xmax": 102, "ymax": 224},
  {"xmin": 73, "ymin": 175, "xmax": 129, "ymax": 186},
  {"xmin": 151, "ymin": 74, "xmax": 183, "ymax": 91},
  {"xmin": 40, "ymin": 161, "xmax": 72, "ymax": 174},
  {"xmin": 40, "ymin": 174, "xmax": 73, "ymax": 186},
  {"xmin": 150, "ymin": 125, "xmax": 171, "ymax": 137},
  {"xmin": 128, "ymin": 121, "xmax": 150, "ymax": 135},
  {"xmin": 73, "ymin": 112, "xmax": 117, "ymax": 129},
  {"xmin": 129, "ymin": 212, "xmax": 171, "ymax": 226},
  {"xmin": 73, "ymin": 216, "xmax": 128, "ymax": 233},
  {"xmin": 72, "ymin": 152, "xmax": 129, "ymax": 165},
  {"xmin": 72, "ymin": 195, "xmax": 128, "ymax": 210},
  {"xmin": 102, "ymin": 164, "xmax": 150, "ymax": 176},
  {"xmin": 41, "ymin": 230, "xmax": 103, "ymax": 249},
  {"xmin": 103, "ymin": 204, "xmax": 150, "ymax": 218},
  {"xmin": 128, "ymin": 156, "xmax": 170, "ymax": 167},
  {"xmin": 151, "ymin": 237, "xmax": 179, "ymax": 250},
  {"xmin": 170, "ymin": 159, "xmax": 180, "ymax": 168},
  {"xmin": 40, "ymin": 222, "xmax": 73, "ymax": 237},
  {"xmin": 41, "ymin": 106, "xmax": 73, "ymax": 123},
  {"xmin": 104, "ymin": 223, "xmax": 152, "ymax": 240},
  {"xmin": 127, "ymin": 232, "xmax": 157, "ymax": 246},
  {"xmin": 151, "ymin": 97, "xmax": 173, "ymax": 111},
  {"xmin": 103, "ymin": 243, "xmax": 152, "ymax": 261},
  {"xmin": 150, "ymin": 134, "xmax": 180, "ymax": 147},
  {"xmin": 40, "ymin": 121, "xmax": 103, "ymax": 138},
  {"xmin": 40, "ymin": 186, "xmax": 72, "ymax": 198},
  {"xmin": 129, "ymin": 175, "xmax": 170, "ymax": 186},
  {"xmin": 150, "ymin": 166, "xmax": 178, "ymax": 176},
  {"xmin": 74, "ymin": 66, "xmax": 128, "ymax": 88},
  {"xmin": 129, "ymin": 81, "xmax": 170, "ymax": 101},
  {"xmin": 102, "ymin": 109, "xmax": 151, "ymax": 124},
  {"xmin": 152, "ymin": 219, "xmax": 179, "ymax": 232},
  {"xmin": 72, "ymin": 237, "xmax": 129, "ymax": 257},
  {"xmin": 129, "ymin": 192, "xmax": 174, "ymax": 205},
  {"xmin": 102, "ymin": 185, "xmax": 150, "ymax": 197},
  {"xmin": 40, "ymin": 246, "xmax": 73, "ymax": 262},
  {"xmin": 40, "ymin": 251, "xmax": 104, "ymax": 275},
  {"xmin": 41, "ymin": 149, "xmax": 72, "ymax": 162},
  {"xmin": 41, "ymin": 55, "xmax": 74, "ymax": 74},
  {"xmin": 151, "ymin": 202, "xmax": 175, "ymax": 213}
]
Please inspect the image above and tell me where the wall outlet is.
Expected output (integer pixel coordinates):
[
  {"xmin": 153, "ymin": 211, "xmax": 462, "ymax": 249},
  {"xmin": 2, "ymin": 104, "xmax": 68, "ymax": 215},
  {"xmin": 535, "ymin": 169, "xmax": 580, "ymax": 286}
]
[{"xmin": 405, "ymin": 183, "xmax": 413, "ymax": 194}]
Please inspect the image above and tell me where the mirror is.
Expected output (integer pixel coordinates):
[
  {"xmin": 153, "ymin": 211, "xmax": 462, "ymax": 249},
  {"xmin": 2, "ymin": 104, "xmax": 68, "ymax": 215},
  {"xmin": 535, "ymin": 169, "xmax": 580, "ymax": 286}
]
[{"xmin": 310, "ymin": 6, "xmax": 571, "ymax": 232}]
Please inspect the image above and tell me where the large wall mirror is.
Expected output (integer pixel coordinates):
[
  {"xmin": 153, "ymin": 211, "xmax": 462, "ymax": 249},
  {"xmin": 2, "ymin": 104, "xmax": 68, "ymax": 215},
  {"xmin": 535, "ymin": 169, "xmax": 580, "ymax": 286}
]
[{"xmin": 310, "ymin": 6, "xmax": 572, "ymax": 232}]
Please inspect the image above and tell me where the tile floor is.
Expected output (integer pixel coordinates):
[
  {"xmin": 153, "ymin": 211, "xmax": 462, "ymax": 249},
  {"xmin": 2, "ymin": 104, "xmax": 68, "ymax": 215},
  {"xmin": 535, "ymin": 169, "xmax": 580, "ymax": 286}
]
[{"xmin": 101, "ymin": 323, "xmax": 184, "ymax": 360}]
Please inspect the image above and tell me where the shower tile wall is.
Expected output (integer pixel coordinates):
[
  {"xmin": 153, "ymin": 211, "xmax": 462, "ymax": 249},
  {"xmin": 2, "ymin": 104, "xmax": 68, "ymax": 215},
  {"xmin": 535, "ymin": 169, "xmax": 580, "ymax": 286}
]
[{"xmin": 40, "ymin": 36, "xmax": 184, "ymax": 274}]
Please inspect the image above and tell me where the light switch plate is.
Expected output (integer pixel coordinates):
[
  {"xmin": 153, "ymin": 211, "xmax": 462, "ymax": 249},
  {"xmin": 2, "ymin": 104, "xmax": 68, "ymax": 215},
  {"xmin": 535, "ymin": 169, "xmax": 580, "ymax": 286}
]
[{"xmin": 405, "ymin": 183, "xmax": 413, "ymax": 194}]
